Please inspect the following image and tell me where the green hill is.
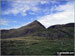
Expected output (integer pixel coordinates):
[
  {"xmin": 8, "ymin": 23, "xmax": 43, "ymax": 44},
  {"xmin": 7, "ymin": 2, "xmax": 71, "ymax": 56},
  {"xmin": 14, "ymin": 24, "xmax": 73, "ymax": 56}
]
[
  {"xmin": 1, "ymin": 21, "xmax": 74, "ymax": 55},
  {"xmin": 1, "ymin": 20, "xmax": 74, "ymax": 40},
  {"xmin": 1, "ymin": 20, "xmax": 45, "ymax": 38},
  {"xmin": 32, "ymin": 23, "xmax": 74, "ymax": 39}
]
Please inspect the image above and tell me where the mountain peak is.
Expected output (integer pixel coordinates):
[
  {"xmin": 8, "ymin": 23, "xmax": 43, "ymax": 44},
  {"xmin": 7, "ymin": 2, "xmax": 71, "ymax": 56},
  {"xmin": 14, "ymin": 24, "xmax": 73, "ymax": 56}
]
[
  {"xmin": 33, "ymin": 20, "xmax": 38, "ymax": 22},
  {"xmin": 26, "ymin": 20, "xmax": 46, "ymax": 29},
  {"xmin": 32, "ymin": 20, "xmax": 41, "ymax": 24},
  {"xmin": 1, "ymin": 22, "xmax": 74, "ymax": 38}
]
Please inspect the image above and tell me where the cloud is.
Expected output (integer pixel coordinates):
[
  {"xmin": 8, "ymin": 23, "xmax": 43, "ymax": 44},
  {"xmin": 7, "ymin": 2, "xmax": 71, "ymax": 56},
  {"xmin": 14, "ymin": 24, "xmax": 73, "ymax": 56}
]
[
  {"xmin": 1, "ymin": 0, "xmax": 74, "ymax": 29},
  {"xmin": 1, "ymin": 18, "xmax": 17, "ymax": 26},
  {"xmin": 3, "ymin": 0, "xmax": 67, "ymax": 16},
  {"xmin": 0, "ymin": 19, "xmax": 9, "ymax": 25},
  {"xmin": 40, "ymin": 1, "xmax": 49, "ymax": 4},
  {"xmin": 3, "ymin": 0, "xmax": 40, "ymax": 16},
  {"xmin": 38, "ymin": 1, "xmax": 74, "ymax": 28}
]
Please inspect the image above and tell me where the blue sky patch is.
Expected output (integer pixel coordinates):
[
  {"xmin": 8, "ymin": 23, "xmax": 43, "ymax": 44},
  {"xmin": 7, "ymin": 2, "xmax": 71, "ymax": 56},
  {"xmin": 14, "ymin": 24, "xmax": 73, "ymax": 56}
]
[{"xmin": 1, "ymin": 0, "xmax": 74, "ymax": 29}]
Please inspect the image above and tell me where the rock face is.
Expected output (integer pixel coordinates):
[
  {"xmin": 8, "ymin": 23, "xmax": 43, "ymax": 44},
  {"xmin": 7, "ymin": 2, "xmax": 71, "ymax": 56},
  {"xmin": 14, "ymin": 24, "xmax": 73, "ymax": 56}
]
[{"xmin": 1, "ymin": 20, "xmax": 74, "ymax": 39}]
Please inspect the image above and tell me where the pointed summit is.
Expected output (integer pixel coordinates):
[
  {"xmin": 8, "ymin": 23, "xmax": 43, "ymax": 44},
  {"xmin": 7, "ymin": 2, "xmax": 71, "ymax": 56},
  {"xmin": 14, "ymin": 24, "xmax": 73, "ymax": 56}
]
[
  {"xmin": 33, "ymin": 20, "xmax": 38, "ymax": 22},
  {"xmin": 1, "ymin": 20, "xmax": 46, "ymax": 38},
  {"xmin": 32, "ymin": 20, "xmax": 41, "ymax": 24},
  {"xmin": 27, "ymin": 20, "xmax": 46, "ymax": 29},
  {"xmin": 29, "ymin": 20, "xmax": 41, "ymax": 25}
]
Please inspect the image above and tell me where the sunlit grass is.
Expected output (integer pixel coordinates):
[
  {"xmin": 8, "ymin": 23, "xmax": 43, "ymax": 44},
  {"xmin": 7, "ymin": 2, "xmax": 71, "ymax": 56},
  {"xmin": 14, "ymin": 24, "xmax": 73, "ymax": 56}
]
[{"xmin": 1, "ymin": 36, "xmax": 74, "ymax": 55}]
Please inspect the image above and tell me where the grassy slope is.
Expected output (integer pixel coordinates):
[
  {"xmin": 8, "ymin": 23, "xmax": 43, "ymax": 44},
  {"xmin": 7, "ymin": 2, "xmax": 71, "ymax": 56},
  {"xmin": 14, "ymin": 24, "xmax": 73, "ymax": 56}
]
[
  {"xmin": 1, "ymin": 36, "xmax": 74, "ymax": 55},
  {"xmin": 1, "ymin": 20, "xmax": 45, "ymax": 39},
  {"xmin": 1, "ymin": 23, "xmax": 74, "ymax": 55}
]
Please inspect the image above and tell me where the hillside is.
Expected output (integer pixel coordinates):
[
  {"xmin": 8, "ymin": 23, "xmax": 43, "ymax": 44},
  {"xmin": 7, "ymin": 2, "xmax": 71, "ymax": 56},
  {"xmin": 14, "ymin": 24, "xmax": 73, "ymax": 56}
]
[
  {"xmin": 1, "ymin": 20, "xmax": 45, "ymax": 38},
  {"xmin": 32, "ymin": 23, "xmax": 74, "ymax": 39},
  {"xmin": 1, "ymin": 21, "xmax": 74, "ymax": 55},
  {"xmin": 1, "ymin": 20, "xmax": 74, "ymax": 39}
]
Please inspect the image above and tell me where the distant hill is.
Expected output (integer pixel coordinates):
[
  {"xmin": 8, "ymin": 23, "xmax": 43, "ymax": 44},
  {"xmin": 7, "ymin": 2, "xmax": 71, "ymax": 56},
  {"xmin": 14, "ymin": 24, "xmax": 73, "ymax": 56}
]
[
  {"xmin": 1, "ymin": 20, "xmax": 74, "ymax": 39},
  {"xmin": 33, "ymin": 23, "xmax": 74, "ymax": 39}
]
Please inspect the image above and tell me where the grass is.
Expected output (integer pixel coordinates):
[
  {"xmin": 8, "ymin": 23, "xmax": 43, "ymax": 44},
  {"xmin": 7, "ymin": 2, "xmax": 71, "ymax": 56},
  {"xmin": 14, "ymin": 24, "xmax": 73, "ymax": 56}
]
[{"xmin": 1, "ymin": 36, "xmax": 74, "ymax": 55}]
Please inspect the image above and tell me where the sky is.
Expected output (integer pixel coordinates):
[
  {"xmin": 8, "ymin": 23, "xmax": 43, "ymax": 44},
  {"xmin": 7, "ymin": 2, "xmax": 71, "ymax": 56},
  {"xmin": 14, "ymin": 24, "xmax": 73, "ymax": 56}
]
[{"xmin": 1, "ymin": 0, "xmax": 74, "ymax": 29}]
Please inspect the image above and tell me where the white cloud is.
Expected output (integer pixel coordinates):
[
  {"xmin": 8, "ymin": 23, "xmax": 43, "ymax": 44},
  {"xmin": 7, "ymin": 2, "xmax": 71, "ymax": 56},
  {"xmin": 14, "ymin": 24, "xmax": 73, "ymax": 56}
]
[
  {"xmin": 38, "ymin": 2, "xmax": 74, "ymax": 28},
  {"xmin": 3, "ymin": 0, "xmax": 62, "ymax": 16},
  {"xmin": 40, "ymin": 1, "xmax": 49, "ymax": 4},
  {"xmin": 0, "ymin": 18, "xmax": 18, "ymax": 25},
  {"xmin": 0, "ymin": 19, "xmax": 9, "ymax": 25},
  {"xmin": 3, "ymin": 0, "xmax": 40, "ymax": 16}
]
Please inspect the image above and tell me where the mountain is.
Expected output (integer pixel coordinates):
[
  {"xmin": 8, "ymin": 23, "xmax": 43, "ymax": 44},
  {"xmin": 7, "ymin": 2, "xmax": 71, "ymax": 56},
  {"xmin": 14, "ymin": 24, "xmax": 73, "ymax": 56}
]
[
  {"xmin": 1, "ymin": 20, "xmax": 74, "ymax": 39},
  {"xmin": 31, "ymin": 23, "xmax": 74, "ymax": 39},
  {"xmin": 1, "ymin": 20, "xmax": 45, "ymax": 38}
]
